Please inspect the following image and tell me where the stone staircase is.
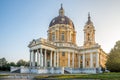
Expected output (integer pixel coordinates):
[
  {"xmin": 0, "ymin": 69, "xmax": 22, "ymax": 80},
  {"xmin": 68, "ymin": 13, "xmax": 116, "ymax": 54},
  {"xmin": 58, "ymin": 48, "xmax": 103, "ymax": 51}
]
[{"xmin": 64, "ymin": 69, "xmax": 71, "ymax": 74}]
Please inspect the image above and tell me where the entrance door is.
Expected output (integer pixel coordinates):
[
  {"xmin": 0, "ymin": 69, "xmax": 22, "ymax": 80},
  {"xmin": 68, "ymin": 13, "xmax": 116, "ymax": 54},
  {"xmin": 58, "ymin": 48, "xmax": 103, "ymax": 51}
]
[{"xmin": 47, "ymin": 61, "xmax": 50, "ymax": 67}]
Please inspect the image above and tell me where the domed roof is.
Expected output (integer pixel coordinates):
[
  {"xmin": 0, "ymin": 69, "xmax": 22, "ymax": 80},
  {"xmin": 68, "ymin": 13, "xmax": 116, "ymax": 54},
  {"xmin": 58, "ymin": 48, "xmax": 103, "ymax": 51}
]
[
  {"xmin": 49, "ymin": 16, "xmax": 74, "ymax": 28},
  {"xmin": 49, "ymin": 4, "xmax": 75, "ymax": 29}
]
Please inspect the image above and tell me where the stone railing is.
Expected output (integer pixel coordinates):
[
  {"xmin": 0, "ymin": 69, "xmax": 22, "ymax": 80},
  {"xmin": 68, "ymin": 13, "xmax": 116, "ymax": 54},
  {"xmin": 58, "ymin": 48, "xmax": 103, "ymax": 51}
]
[
  {"xmin": 39, "ymin": 38, "xmax": 78, "ymax": 48},
  {"xmin": 56, "ymin": 43, "xmax": 79, "ymax": 49},
  {"xmin": 31, "ymin": 38, "xmax": 57, "ymax": 47},
  {"xmin": 31, "ymin": 38, "xmax": 79, "ymax": 49}
]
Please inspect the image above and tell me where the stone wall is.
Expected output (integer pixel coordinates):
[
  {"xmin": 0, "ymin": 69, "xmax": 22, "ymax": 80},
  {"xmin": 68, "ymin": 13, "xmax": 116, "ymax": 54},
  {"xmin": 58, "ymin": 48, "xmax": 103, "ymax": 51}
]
[{"xmin": 11, "ymin": 66, "xmax": 101, "ymax": 74}]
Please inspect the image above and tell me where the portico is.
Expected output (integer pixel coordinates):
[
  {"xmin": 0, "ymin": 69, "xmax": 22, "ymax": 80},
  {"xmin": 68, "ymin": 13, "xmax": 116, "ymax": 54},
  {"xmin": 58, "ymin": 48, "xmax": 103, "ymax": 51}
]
[
  {"xmin": 29, "ymin": 38, "xmax": 102, "ymax": 69},
  {"xmin": 30, "ymin": 48, "xmax": 57, "ymax": 68},
  {"xmin": 29, "ymin": 40, "xmax": 79, "ymax": 68}
]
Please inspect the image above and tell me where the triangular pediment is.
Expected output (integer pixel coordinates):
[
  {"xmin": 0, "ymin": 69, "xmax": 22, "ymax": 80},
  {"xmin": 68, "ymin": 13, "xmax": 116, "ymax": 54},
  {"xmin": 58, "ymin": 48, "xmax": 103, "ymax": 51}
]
[{"xmin": 28, "ymin": 39, "xmax": 36, "ymax": 47}]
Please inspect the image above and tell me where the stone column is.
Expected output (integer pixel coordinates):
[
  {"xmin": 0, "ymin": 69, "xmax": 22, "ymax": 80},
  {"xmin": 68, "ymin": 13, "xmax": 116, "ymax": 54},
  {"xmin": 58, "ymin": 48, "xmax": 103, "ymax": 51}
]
[
  {"xmin": 78, "ymin": 54, "xmax": 80, "ymax": 68},
  {"xmin": 40, "ymin": 48, "xmax": 42, "ymax": 67},
  {"xmin": 54, "ymin": 51, "xmax": 56, "ymax": 67},
  {"xmin": 50, "ymin": 51, "xmax": 52, "ymax": 67},
  {"xmin": 96, "ymin": 52, "xmax": 99, "ymax": 68},
  {"xmin": 72, "ymin": 52, "xmax": 74, "ymax": 68},
  {"xmin": 57, "ymin": 51, "xmax": 59, "ymax": 67},
  {"xmin": 29, "ymin": 50, "xmax": 31, "ymax": 67},
  {"xmin": 45, "ymin": 49, "xmax": 47, "ymax": 67},
  {"xmin": 90, "ymin": 53, "xmax": 93, "ymax": 68},
  {"xmin": 68, "ymin": 52, "xmax": 70, "ymax": 67},
  {"xmin": 54, "ymin": 51, "xmax": 57, "ymax": 67},
  {"xmin": 82, "ymin": 53, "xmax": 85, "ymax": 68},
  {"xmin": 33, "ymin": 50, "xmax": 35, "ymax": 67},
  {"xmin": 31, "ymin": 51, "xmax": 33, "ymax": 67},
  {"xmin": 37, "ymin": 49, "xmax": 40, "ymax": 67}
]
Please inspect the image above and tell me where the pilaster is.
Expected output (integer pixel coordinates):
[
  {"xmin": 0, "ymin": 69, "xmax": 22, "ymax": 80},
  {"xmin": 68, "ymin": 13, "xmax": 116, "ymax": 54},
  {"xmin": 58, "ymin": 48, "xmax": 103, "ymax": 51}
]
[
  {"xmin": 50, "ymin": 51, "xmax": 52, "ymax": 67},
  {"xmin": 90, "ymin": 53, "xmax": 93, "ymax": 68},
  {"xmin": 83, "ymin": 53, "xmax": 85, "ymax": 68}
]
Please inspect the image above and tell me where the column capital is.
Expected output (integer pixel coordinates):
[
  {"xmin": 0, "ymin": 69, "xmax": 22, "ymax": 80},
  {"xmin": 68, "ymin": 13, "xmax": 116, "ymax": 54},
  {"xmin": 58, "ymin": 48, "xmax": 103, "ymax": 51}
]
[{"xmin": 37, "ymin": 49, "xmax": 39, "ymax": 52}]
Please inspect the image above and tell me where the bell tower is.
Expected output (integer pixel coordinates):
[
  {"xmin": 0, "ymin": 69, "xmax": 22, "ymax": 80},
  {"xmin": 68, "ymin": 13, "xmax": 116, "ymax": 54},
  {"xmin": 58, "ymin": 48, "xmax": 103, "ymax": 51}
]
[{"xmin": 84, "ymin": 13, "xmax": 95, "ymax": 47}]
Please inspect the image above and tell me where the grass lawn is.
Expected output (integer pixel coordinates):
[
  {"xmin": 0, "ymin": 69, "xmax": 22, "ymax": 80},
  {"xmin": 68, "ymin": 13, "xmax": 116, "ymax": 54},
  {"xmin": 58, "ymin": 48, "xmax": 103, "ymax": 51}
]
[
  {"xmin": 35, "ymin": 73, "xmax": 120, "ymax": 80},
  {"xmin": 0, "ymin": 74, "xmax": 9, "ymax": 78}
]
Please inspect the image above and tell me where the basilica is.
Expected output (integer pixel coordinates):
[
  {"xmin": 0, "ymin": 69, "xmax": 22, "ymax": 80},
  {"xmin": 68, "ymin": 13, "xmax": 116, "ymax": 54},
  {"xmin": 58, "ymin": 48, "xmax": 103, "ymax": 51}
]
[{"xmin": 11, "ymin": 5, "xmax": 107, "ymax": 74}]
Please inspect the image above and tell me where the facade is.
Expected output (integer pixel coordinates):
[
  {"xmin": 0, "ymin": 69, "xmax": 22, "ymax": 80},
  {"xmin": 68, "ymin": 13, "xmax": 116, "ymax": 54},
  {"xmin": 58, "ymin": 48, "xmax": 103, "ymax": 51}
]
[{"xmin": 27, "ymin": 5, "xmax": 107, "ymax": 74}]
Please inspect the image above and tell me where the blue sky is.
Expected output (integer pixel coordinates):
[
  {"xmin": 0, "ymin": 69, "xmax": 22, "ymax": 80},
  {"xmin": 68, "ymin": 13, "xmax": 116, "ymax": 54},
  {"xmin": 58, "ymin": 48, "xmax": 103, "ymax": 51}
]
[{"xmin": 0, "ymin": 0, "xmax": 120, "ymax": 62}]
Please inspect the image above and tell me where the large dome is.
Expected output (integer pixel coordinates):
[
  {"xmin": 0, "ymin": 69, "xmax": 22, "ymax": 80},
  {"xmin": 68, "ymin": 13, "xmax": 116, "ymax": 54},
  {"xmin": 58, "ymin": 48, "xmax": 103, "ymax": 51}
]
[
  {"xmin": 49, "ymin": 4, "xmax": 74, "ymax": 29},
  {"xmin": 49, "ymin": 16, "xmax": 74, "ymax": 28}
]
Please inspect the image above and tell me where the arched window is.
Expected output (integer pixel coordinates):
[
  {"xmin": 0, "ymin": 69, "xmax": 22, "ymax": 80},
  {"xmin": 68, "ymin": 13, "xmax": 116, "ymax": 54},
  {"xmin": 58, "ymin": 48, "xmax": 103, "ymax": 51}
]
[
  {"xmin": 87, "ymin": 33, "xmax": 90, "ymax": 41},
  {"xmin": 61, "ymin": 32, "xmax": 64, "ymax": 41}
]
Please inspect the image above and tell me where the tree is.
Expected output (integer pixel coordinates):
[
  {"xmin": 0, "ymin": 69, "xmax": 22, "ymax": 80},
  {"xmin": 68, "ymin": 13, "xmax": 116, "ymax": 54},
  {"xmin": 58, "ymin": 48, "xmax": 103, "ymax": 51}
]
[
  {"xmin": 0, "ymin": 57, "xmax": 7, "ymax": 67},
  {"xmin": 9, "ymin": 62, "xmax": 16, "ymax": 66},
  {"xmin": 16, "ymin": 59, "xmax": 28, "ymax": 67},
  {"xmin": 0, "ymin": 57, "xmax": 9, "ymax": 71},
  {"xmin": 106, "ymin": 40, "xmax": 120, "ymax": 72}
]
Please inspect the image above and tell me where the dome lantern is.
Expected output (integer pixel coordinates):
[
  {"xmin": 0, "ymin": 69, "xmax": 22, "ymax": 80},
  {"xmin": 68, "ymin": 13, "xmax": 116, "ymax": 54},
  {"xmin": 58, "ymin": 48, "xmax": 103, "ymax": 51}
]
[
  {"xmin": 49, "ymin": 4, "xmax": 75, "ymax": 29},
  {"xmin": 59, "ymin": 4, "xmax": 64, "ymax": 16}
]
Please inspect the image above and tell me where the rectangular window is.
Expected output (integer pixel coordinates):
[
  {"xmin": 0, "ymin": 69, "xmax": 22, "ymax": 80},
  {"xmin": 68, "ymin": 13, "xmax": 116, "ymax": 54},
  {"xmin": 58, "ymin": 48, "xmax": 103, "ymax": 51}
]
[
  {"xmin": 87, "ymin": 61, "xmax": 89, "ymax": 66},
  {"xmin": 62, "ymin": 52, "xmax": 65, "ymax": 56},
  {"xmin": 80, "ymin": 61, "xmax": 83, "ymax": 68},
  {"xmin": 52, "ymin": 33, "xmax": 55, "ymax": 41},
  {"xmin": 81, "ymin": 56, "xmax": 82, "ymax": 59},
  {"xmin": 61, "ymin": 32, "xmax": 64, "ymax": 41}
]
